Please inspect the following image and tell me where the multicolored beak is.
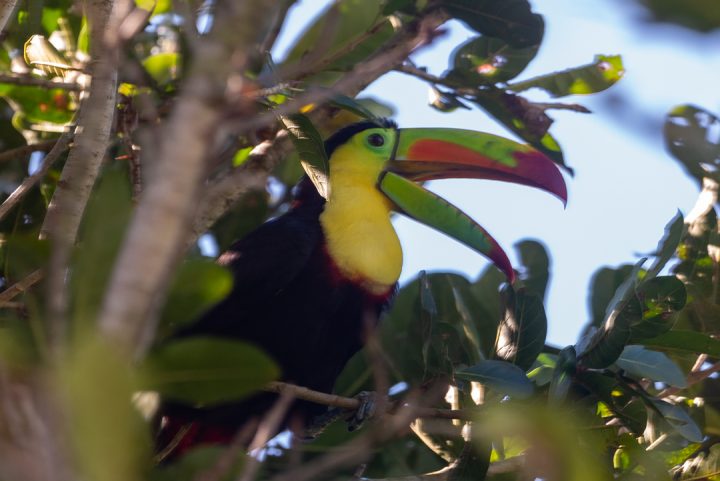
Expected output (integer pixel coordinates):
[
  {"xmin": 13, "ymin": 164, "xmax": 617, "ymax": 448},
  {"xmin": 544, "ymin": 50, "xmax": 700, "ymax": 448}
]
[{"xmin": 379, "ymin": 128, "xmax": 567, "ymax": 283}]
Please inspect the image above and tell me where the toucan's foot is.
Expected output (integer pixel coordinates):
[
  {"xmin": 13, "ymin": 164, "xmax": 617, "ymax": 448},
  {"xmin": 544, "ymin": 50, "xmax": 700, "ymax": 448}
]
[{"xmin": 346, "ymin": 391, "xmax": 383, "ymax": 432}]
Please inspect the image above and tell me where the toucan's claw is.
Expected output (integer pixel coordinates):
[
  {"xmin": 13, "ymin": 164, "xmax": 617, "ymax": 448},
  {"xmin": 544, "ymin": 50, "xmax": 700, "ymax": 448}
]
[{"xmin": 346, "ymin": 391, "xmax": 383, "ymax": 432}]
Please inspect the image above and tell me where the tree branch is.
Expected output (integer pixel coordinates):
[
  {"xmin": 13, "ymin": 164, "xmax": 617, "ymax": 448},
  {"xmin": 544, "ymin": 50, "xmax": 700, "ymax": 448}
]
[
  {"xmin": 0, "ymin": 134, "xmax": 72, "ymax": 223},
  {"xmin": 0, "ymin": 139, "xmax": 60, "ymax": 164},
  {"xmin": 263, "ymin": 381, "xmax": 475, "ymax": 421},
  {"xmin": 39, "ymin": 0, "xmax": 119, "ymax": 351},
  {"xmin": 0, "ymin": 0, "xmax": 18, "ymax": 34},
  {"xmin": 0, "ymin": 74, "xmax": 84, "ymax": 91},
  {"xmin": 0, "ymin": 269, "xmax": 44, "ymax": 304},
  {"xmin": 99, "ymin": 1, "xmax": 282, "ymax": 357}
]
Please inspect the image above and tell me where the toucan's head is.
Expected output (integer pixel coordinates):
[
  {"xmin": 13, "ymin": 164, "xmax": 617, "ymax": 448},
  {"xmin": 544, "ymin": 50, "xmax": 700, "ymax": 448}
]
[{"xmin": 311, "ymin": 119, "xmax": 567, "ymax": 283}]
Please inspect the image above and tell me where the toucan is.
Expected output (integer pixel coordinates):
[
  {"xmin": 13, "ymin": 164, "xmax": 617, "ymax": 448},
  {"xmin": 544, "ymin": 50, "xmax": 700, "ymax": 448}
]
[{"xmin": 155, "ymin": 118, "xmax": 567, "ymax": 457}]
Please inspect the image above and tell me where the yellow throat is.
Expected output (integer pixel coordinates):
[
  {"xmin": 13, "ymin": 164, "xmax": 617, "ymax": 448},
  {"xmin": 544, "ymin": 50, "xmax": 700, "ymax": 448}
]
[{"xmin": 319, "ymin": 138, "xmax": 403, "ymax": 295}]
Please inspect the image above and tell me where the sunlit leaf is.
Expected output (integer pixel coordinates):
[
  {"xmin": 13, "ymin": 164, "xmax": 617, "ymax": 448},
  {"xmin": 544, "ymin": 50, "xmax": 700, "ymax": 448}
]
[
  {"xmin": 143, "ymin": 52, "xmax": 179, "ymax": 89},
  {"xmin": 24, "ymin": 34, "xmax": 73, "ymax": 78},
  {"xmin": 508, "ymin": 55, "xmax": 625, "ymax": 97},
  {"xmin": 60, "ymin": 337, "xmax": 151, "ymax": 481},
  {"xmin": 616, "ymin": 345, "xmax": 687, "ymax": 388},
  {"xmin": 142, "ymin": 337, "xmax": 279, "ymax": 406},
  {"xmin": 456, "ymin": 359, "xmax": 533, "ymax": 398}
]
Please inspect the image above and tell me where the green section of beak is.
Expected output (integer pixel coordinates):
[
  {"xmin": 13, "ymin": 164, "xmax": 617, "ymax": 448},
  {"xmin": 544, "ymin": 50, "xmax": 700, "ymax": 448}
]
[{"xmin": 378, "ymin": 172, "xmax": 514, "ymax": 282}]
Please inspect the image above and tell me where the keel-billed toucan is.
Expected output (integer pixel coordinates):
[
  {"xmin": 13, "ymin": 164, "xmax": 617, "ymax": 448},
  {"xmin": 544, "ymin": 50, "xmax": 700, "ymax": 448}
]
[{"xmin": 156, "ymin": 118, "xmax": 567, "ymax": 456}]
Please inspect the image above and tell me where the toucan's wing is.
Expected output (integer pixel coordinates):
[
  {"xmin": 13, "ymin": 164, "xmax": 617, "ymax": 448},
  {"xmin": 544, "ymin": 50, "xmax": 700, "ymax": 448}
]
[{"xmin": 174, "ymin": 197, "xmax": 325, "ymax": 338}]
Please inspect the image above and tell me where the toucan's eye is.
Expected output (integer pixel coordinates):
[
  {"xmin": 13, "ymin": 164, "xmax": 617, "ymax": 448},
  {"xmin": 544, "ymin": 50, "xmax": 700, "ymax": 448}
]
[{"xmin": 367, "ymin": 133, "xmax": 385, "ymax": 147}]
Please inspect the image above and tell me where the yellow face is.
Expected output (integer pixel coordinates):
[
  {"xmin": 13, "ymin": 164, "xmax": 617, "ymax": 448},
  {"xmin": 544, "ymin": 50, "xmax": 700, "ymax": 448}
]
[{"xmin": 326, "ymin": 128, "xmax": 398, "ymax": 186}]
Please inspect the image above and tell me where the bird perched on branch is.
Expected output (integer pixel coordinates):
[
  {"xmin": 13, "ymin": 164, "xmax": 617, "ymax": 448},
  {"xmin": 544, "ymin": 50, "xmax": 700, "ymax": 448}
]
[{"xmin": 155, "ymin": 118, "xmax": 566, "ymax": 458}]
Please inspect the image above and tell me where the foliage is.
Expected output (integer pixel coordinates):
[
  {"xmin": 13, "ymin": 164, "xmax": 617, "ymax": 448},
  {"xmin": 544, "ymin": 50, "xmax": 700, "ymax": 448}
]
[{"xmin": 0, "ymin": 1, "xmax": 716, "ymax": 481}]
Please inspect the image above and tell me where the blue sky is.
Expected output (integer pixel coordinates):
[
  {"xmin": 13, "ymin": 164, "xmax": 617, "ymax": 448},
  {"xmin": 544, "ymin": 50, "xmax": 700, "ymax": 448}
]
[{"xmin": 274, "ymin": 1, "xmax": 720, "ymax": 346}]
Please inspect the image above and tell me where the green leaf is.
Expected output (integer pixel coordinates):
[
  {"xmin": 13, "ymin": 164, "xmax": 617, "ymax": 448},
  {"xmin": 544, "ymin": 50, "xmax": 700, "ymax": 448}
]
[
  {"xmin": 232, "ymin": 146, "xmax": 253, "ymax": 167},
  {"xmin": 159, "ymin": 260, "xmax": 233, "ymax": 333},
  {"xmin": 60, "ymin": 338, "xmax": 151, "ymax": 481},
  {"xmin": 437, "ymin": 0, "xmax": 544, "ymax": 48},
  {"xmin": 281, "ymin": 114, "xmax": 329, "ymax": 198},
  {"xmin": 135, "ymin": 0, "xmax": 173, "ymax": 15},
  {"xmin": 508, "ymin": 55, "xmax": 625, "ymax": 97},
  {"xmin": 638, "ymin": 330, "xmax": 720, "ymax": 356},
  {"xmin": 515, "ymin": 239, "xmax": 549, "ymax": 300},
  {"xmin": 456, "ymin": 359, "xmax": 533, "ymax": 398},
  {"xmin": 651, "ymin": 400, "xmax": 703, "ymax": 443},
  {"xmin": 495, "ymin": 288, "xmax": 547, "ymax": 371},
  {"xmin": 664, "ymin": 104, "xmax": 720, "ymax": 184},
  {"xmin": 143, "ymin": 338, "xmax": 278, "ymax": 406},
  {"xmin": 616, "ymin": 345, "xmax": 687, "ymax": 388},
  {"xmin": 0, "ymin": 85, "xmax": 75, "ymax": 125},
  {"xmin": 143, "ymin": 52, "xmax": 179, "ymax": 88},
  {"xmin": 445, "ymin": 35, "xmax": 539, "ymax": 85}
]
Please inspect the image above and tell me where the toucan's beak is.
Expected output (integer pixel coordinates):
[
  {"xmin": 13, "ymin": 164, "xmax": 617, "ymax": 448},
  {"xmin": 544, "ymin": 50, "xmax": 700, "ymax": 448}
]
[{"xmin": 379, "ymin": 128, "xmax": 568, "ymax": 282}]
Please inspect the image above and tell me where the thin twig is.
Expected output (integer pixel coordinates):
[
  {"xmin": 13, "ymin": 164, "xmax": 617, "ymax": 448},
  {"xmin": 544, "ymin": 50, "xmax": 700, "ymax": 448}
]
[
  {"xmin": 659, "ymin": 360, "xmax": 720, "ymax": 398},
  {"xmin": 0, "ymin": 134, "xmax": 72, "ymax": 223},
  {"xmin": 0, "ymin": 140, "xmax": 59, "ymax": 164},
  {"xmin": 238, "ymin": 391, "xmax": 295, "ymax": 481},
  {"xmin": 263, "ymin": 382, "xmax": 476, "ymax": 421},
  {"xmin": 0, "ymin": 74, "xmax": 83, "ymax": 91},
  {"xmin": 259, "ymin": 0, "xmax": 296, "ymax": 54},
  {"xmin": 0, "ymin": 269, "xmax": 44, "ymax": 303}
]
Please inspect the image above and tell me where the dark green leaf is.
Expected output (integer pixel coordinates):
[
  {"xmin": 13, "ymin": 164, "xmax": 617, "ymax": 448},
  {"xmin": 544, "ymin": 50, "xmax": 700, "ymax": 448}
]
[
  {"xmin": 508, "ymin": 55, "xmax": 625, "ymax": 98},
  {"xmin": 616, "ymin": 345, "xmax": 687, "ymax": 388},
  {"xmin": 495, "ymin": 288, "xmax": 547, "ymax": 371},
  {"xmin": 638, "ymin": 330, "xmax": 720, "ymax": 356},
  {"xmin": 456, "ymin": 359, "xmax": 533, "ymax": 398},
  {"xmin": 445, "ymin": 35, "xmax": 539, "ymax": 85},
  {"xmin": 329, "ymin": 94, "xmax": 388, "ymax": 121},
  {"xmin": 515, "ymin": 239, "xmax": 549, "ymax": 300},
  {"xmin": 548, "ymin": 346, "xmax": 576, "ymax": 403},
  {"xmin": 281, "ymin": 114, "xmax": 329, "ymax": 198},
  {"xmin": 587, "ymin": 265, "xmax": 636, "ymax": 328},
  {"xmin": 210, "ymin": 190, "xmax": 269, "ymax": 253},
  {"xmin": 437, "ymin": 0, "xmax": 544, "ymax": 48},
  {"xmin": 640, "ymin": 0, "xmax": 720, "ymax": 32},
  {"xmin": 159, "ymin": 260, "xmax": 233, "ymax": 333},
  {"xmin": 646, "ymin": 211, "xmax": 685, "ymax": 280},
  {"xmin": 664, "ymin": 104, "xmax": 720, "ymax": 185},
  {"xmin": 447, "ymin": 436, "xmax": 491, "ymax": 481},
  {"xmin": 142, "ymin": 338, "xmax": 279, "ymax": 406}
]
